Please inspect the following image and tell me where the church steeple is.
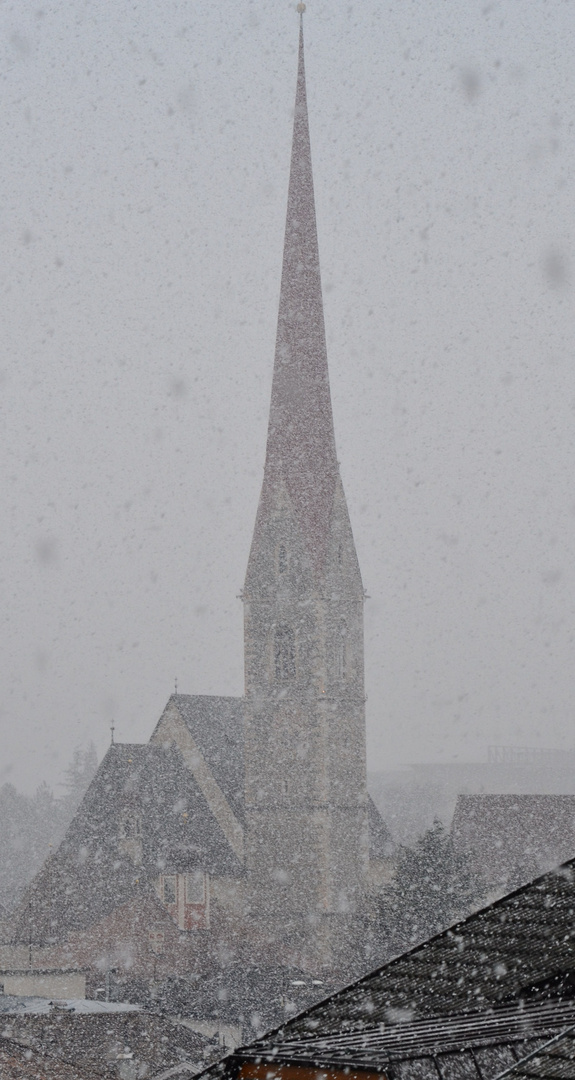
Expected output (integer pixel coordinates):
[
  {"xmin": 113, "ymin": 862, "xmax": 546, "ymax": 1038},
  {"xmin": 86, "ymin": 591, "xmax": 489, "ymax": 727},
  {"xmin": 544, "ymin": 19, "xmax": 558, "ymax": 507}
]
[
  {"xmin": 242, "ymin": 16, "xmax": 368, "ymax": 973},
  {"xmin": 259, "ymin": 16, "xmax": 338, "ymax": 575}
]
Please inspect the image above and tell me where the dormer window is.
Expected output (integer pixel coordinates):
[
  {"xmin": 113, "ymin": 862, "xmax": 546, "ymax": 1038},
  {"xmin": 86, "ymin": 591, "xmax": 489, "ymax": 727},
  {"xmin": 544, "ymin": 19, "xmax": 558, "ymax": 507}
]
[
  {"xmin": 277, "ymin": 544, "xmax": 288, "ymax": 575},
  {"xmin": 156, "ymin": 872, "xmax": 210, "ymax": 930},
  {"xmin": 274, "ymin": 625, "xmax": 296, "ymax": 681}
]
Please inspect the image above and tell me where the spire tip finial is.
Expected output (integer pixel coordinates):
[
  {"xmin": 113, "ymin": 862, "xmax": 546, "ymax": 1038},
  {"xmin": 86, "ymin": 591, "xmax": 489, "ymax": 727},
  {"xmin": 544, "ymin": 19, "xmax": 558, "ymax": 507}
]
[{"xmin": 297, "ymin": 3, "xmax": 306, "ymax": 13}]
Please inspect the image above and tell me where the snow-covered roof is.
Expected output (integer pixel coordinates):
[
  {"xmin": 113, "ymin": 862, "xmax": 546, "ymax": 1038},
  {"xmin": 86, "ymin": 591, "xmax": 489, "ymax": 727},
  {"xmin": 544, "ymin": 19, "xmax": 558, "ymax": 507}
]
[
  {"xmin": 163, "ymin": 695, "xmax": 244, "ymax": 820},
  {"xmin": 11, "ymin": 739, "xmax": 243, "ymax": 942},
  {"xmin": 1, "ymin": 1005, "xmax": 214, "ymax": 1078},
  {"xmin": 0, "ymin": 995, "xmax": 139, "ymax": 1014},
  {"xmin": 452, "ymin": 794, "xmax": 575, "ymax": 886}
]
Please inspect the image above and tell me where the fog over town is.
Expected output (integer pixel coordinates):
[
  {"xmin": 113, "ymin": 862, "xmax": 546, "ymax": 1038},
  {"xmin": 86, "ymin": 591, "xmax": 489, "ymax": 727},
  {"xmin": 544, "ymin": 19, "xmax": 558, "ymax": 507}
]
[
  {"xmin": 1, "ymin": 0, "xmax": 574, "ymax": 796},
  {"xmin": 1, "ymin": 4, "xmax": 575, "ymax": 1078}
]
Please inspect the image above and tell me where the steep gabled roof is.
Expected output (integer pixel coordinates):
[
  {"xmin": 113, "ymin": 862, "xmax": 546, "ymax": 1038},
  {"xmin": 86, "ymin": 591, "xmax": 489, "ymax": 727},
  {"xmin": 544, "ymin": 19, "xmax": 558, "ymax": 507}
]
[
  {"xmin": 11, "ymin": 742, "xmax": 243, "ymax": 942},
  {"xmin": 452, "ymin": 794, "xmax": 575, "ymax": 886},
  {"xmin": 165, "ymin": 695, "xmax": 244, "ymax": 820}
]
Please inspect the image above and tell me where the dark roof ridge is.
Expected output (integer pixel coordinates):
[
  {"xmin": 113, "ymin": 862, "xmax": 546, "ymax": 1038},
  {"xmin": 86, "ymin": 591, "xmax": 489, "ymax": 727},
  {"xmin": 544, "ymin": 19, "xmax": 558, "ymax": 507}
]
[{"xmin": 106, "ymin": 742, "xmax": 150, "ymax": 751}]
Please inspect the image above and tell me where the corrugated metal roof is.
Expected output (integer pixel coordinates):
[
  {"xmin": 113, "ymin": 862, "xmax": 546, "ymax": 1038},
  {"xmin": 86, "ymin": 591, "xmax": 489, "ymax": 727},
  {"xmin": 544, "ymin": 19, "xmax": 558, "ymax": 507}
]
[
  {"xmin": 204, "ymin": 1001, "xmax": 575, "ymax": 1080},
  {"xmin": 198, "ymin": 857, "xmax": 575, "ymax": 1080},
  {"xmin": 236, "ymin": 1001, "xmax": 575, "ymax": 1070},
  {"xmin": 259, "ymin": 860, "xmax": 575, "ymax": 1037},
  {"xmin": 495, "ymin": 1027, "xmax": 575, "ymax": 1080}
]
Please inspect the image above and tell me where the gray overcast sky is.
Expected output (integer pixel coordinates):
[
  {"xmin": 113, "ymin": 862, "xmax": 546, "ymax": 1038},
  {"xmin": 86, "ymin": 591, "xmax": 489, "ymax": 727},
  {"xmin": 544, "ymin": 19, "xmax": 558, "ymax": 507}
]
[{"xmin": 1, "ymin": 0, "xmax": 574, "ymax": 793}]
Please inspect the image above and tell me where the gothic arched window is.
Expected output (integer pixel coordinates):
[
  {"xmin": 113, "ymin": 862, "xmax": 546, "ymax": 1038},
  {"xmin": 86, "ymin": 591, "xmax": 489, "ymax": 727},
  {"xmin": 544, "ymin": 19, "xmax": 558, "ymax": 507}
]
[
  {"xmin": 274, "ymin": 625, "xmax": 295, "ymax": 681},
  {"xmin": 335, "ymin": 622, "xmax": 347, "ymax": 680}
]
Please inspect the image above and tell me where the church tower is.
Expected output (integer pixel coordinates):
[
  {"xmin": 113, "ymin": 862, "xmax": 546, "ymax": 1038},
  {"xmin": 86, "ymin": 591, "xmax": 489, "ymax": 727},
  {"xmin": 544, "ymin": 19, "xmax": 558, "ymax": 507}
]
[{"xmin": 243, "ymin": 15, "xmax": 369, "ymax": 969}]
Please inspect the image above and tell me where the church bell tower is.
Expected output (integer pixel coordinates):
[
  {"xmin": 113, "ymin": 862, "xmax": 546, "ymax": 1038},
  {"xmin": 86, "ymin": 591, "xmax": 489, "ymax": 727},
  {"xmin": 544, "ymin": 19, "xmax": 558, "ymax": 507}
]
[{"xmin": 243, "ymin": 15, "xmax": 369, "ymax": 969}]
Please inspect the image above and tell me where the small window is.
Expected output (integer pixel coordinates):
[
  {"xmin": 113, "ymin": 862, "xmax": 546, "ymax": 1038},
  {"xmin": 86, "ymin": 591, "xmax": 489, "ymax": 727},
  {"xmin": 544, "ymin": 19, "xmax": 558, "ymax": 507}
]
[
  {"xmin": 274, "ymin": 625, "xmax": 295, "ymax": 681},
  {"xmin": 163, "ymin": 875, "xmax": 177, "ymax": 905},
  {"xmin": 186, "ymin": 871, "xmax": 206, "ymax": 905},
  {"xmin": 278, "ymin": 544, "xmax": 288, "ymax": 574},
  {"xmin": 337, "ymin": 543, "xmax": 344, "ymax": 567}
]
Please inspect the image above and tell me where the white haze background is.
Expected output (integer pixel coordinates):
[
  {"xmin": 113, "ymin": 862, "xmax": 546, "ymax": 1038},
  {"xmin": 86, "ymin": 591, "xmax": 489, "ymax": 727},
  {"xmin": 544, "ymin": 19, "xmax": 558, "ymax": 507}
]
[{"xmin": 1, "ymin": 0, "xmax": 574, "ymax": 791}]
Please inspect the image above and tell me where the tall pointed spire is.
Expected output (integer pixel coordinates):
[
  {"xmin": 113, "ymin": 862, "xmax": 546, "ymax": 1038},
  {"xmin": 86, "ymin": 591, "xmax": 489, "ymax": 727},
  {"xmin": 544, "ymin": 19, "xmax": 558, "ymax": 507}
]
[
  {"xmin": 262, "ymin": 15, "xmax": 338, "ymax": 573},
  {"xmin": 242, "ymin": 16, "xmax": 368, "ymax": 971}
]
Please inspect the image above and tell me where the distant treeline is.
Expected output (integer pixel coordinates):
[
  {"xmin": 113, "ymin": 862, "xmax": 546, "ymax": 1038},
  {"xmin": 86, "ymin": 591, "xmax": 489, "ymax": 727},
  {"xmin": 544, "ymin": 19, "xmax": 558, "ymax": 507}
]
[
  {"xmin": 377, "ymin": 819, "xmax": 488, "ymax": 958},
  {"xmin": 0, "ymin": 745, "xmax": 98, "ymax": 913}
]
